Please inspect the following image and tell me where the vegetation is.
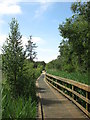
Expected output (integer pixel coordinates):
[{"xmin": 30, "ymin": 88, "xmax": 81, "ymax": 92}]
[
  {"xmin": 1, "ymin": 18, "xmax": 44, "ymax": 119},
  {"xmin": 58, "ymin": 2, "xmax": 89, "ymax": 73},
  {"xmin": 46, "ymin": 2, "xmax": 90, "ymax": 112},
  {"xmin": 46, "ymin": 2, "xmax": 89, "ymax": 85},
  {"xmin": 46, "ymin": 69, "xmax": 89, "ymax": 85},
  {"xmin": 1, "ymin": 1, "xmax": 89, "ymax": 119},
  {"xmin": 34, "ymin": 61, "xmax": 46, "ymax": 70},
  {"xmin": 2, "ymin": 83, "xmax": 36, "ymax": 118},
  {"xmin": 2, "ymin": 18, "xmax": 25, "ymax": 97},
  {"xmin": 25, "ymin": 35, "xmax": 37, "ymax": 61}
]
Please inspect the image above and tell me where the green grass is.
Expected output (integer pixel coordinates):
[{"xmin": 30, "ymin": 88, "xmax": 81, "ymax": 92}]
[
  {"xmin": 2, "ymin": 89, "xmax": 37, "ymax": 119},
  {"xmin": 2, "ymin": 78, "xmax": 37, "ymax": 119},
  {"xmin": 46, "ymin": 69, "xmax": 89, "ymax": 85}
]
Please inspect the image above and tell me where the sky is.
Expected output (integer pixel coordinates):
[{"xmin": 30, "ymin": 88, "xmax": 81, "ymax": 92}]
[{"xmin": 0, "ymin": 0, "xmax": 86, "ymax": 63}]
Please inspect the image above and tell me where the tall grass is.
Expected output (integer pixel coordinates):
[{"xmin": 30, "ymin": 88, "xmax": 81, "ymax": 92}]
[
  {"xmin": 1, "ymin": 69, "xmax": 38, "ymax": 119},
  {"xmin": 46, "ymin": 69, "xmax": 89, "ymax": 85},
  {"xmin": 1, "ymin": 60, "xmax": 44, "ymax": 119},
  {"xmin": 2, "ymin": 85, "xmax": 37, "ymax": 119}
]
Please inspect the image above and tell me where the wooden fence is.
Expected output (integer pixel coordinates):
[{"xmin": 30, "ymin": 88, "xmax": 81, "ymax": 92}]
[{"xmin": 45, "ymin": 73, "xmax": 90, "ymax": 118}]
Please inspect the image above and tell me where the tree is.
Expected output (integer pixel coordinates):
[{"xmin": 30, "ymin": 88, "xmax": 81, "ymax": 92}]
[
  {"xmin": 2, "ymin": 18, "xmax": 25, "ymax": 96},
  {"xmin": 58, "ymin": 2, "xmax": 89, "ymax": 72},
  {"xmin": 58, "ymin": 40, "xmax": 75, "ymax": 72},
  {"xmin": 25, "ymin": 36, "xmax": 37, "ymax": 61}
]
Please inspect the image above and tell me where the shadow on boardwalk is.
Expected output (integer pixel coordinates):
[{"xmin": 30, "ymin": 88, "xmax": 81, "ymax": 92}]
[
  {"xmin": 37, "ymin": 74, "xmax": 89, "ymax": 119},
  {"xmin": 41, "ymin": 97, "xmax": 62, "ymax": 106}
]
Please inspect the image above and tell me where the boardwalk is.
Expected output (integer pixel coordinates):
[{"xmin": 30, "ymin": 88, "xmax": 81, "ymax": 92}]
[{"xmin": 37, "ymin": 73, "xmax": 89, "ymax": 119}]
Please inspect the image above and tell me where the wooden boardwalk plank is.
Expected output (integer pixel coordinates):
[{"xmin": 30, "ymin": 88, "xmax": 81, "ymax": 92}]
[{"xmin": 37, "ymin": 74, "xmax": 89, "ymax": 119}]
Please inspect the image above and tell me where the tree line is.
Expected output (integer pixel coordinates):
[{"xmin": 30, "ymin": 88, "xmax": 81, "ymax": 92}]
[{"xmin": 46, "ymin": 2, "xmax": 89, "ymax": 73}]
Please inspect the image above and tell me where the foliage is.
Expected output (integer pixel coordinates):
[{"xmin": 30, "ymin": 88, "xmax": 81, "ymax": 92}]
[
  {"xmin": 46, "ymin": 2, "xmax": 89, "ymax": 74},
  {"xmin": 46, "ymin": 59, "xmax": 61, "ymax": 70},
  {"xmin": 58, "ymin": 2, "xmax": 89, "ymax": 73},
  {"xmin": 25, "ymin": 35, "xmax": 37, "ymax": 61},
  {"xmin": 2, "ymin": 18, "xmax": 25, "ymax": 97},
  {"xmin": 2, "ymin": 59, "xmax": 43, "ymax": 119},
  {"xmin": 1, "ymin": 18, "xmax": 44, "ymax": 119},
  {"xmin": 2, "ymin": 80, "xmax": 36, "ymax": 119},
  {"xmin": 34, "ymin": 61, "xmax": 46, "ymax": 70},
  {"xmin": 23, "ymin": 60, "xmax": 43, "ymax": 100},
  {"xmin": 46, "ymin": 69, "xmax": 89, "ymax": 85},
  {"xmin": 46, "ymin": 2, "xmax": 89, "ymax": 75}
]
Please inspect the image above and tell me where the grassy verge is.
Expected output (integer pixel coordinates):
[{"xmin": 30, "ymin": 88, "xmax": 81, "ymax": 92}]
[
  {"xmin": 1, "ymin": 60, "xmax": 44, "ymax": 119},
  {"xmin": 2, "ymin": 93, "xmax": 36, "ymax": 119},
  {"xmin": 46, "ymin": 69, "xmax": 89, "ymax": 85},
  {"xmin": 2, "ymin": 79, "xmax": 37, "ymax": 119}
]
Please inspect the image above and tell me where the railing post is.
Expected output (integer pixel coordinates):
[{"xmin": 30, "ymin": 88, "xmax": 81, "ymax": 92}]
[
  {"xmin": 44, "ymin": 71, "xmax": 46, "ymax": 81},
  {"xmin": 86, "ymin": 91, "xmax": 88, "ymax": 111},
  {"xmin": 72, "ymin": 85, "xmax": 74, "ymax": 99},
  {"xmin": 56, "ymin": 79, "xmax": 57, "ymax": 88},
  {"xmin": 62, "ymin": 82, "xmax": 64, "ymax": 92}
]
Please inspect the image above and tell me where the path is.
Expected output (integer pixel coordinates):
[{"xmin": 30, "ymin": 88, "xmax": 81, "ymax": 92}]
[{"xmin": 37, "ymin": 73, "xmax": 89, "ymax": 119}]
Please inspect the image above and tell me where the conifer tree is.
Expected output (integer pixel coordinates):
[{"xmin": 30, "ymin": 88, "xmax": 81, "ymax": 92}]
[
  {"xmin": 25, "ymin": 36, "xmax": 37, "ymax": 61},
  {"xmin": 2, "ymin": 18, "xmax": 25, "ymax": 96}
]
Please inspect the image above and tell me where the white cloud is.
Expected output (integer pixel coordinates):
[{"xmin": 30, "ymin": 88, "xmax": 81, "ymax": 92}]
[
  {"xmin": 2, "ymin": 0, "xmax": 85, "ymax": 2},
  {"xmin": 0, "ymin": 34, "xmax": 7, "ymax": 54},
  {"xmin": 37, "ymin": 48, "xmax": 54, "ymax": 52},
  {"xmin": 34, "ymin": 2, "xmax": 51, "ymax": 18},
  {"xmin": 0, "ymin": 19, "xmax": 5, "ymax": 24},
  {"xmin": 32, "ymin": 37, "xmax": 45, "ymax": 44},
  {"xmin": 21, "ymin": 36, "xmax": 28, "ymax": 49},
  {"xmin": 0, "ymin": 0, "xmax": 22, "ymax": 15},
  {"xmin": 0, "ymin": 0, "xmax": 22, "ymax": 33},
  {"xmin": 22, "ymin": 36, "xmax": 45, "ymax": 47},
  {"xmin": 0, "ymin": 18, "xmax": 5, "ymax": 33},
  {"xmin": 0, "ymin": 34, "xmax": 7, "ymax": 45},
  {"xmin": 37, "ymin": 47, "xmax": 59, "ymax": 63},
  {"xmin": 37, "ymin": 50, "xmax": 58, "ymax": 63}
]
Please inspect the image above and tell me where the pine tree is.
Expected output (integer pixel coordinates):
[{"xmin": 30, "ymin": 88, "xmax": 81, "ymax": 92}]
[
  {"xmin": 25, "ymin": 35, "xmax": 37, "ymax": 61},
  {"xmin": 2, "ymin": 18, "xmax": 25, "ymax": 96}
]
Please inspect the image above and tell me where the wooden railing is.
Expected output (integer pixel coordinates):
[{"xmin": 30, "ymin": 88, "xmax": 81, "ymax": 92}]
[{"xmin": 45, "ymin": 73, "xmax": 90, "ymax": 118}]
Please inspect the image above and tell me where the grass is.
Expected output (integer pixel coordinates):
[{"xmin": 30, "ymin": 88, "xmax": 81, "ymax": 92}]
[
  {"xmin": 2, "ymin": 78, "xmax": 37, "ymax": 119},
  {"xmin": 46, "ymin": 69, "xmax": 89, "ymax": 85},
  {"xmin": 2, "ymin": 90, "xmax": 37, "ymax": 119},
  {"xmin": 2, "ymin": 93, "xmax": 37, "ymax": 119}
]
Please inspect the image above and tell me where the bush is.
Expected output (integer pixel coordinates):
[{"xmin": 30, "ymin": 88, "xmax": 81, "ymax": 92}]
[{"xmin": 63, "ymin": 64, "xmax": 75, "ymax": 73}]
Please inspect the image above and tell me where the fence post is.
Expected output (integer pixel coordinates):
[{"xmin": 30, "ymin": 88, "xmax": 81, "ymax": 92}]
[
  {"xmin": 56, "ymin": 79, "xmax": 57, "ymax": 88},
  {"xmin": 72, "ymin": 85, "xmax": 74, "ymax": 99},
  {"xmin": 44, "ymin": 72, "xmax": 46, "ymax": 81},
  {"xmin": 86, "ymin": 91, "xmax": 88, "ymax": 111}
]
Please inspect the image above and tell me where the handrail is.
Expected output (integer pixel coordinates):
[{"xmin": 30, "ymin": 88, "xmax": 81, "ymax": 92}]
[
  {"xmin": 46, "ymin": 73, "xmax": 90, "ymax": 92},
  {"xmin": 45, "ymin": 73, "xmax": 90, "ymax": 118}
]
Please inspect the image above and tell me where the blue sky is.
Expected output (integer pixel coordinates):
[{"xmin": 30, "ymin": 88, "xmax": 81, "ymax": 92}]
[{"xmin": 0, "ymin": 0, "xmax": 74, "ymax": 63}]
